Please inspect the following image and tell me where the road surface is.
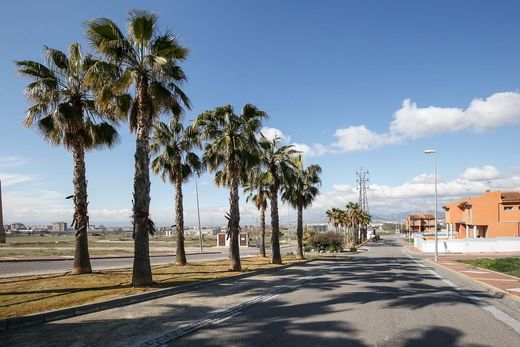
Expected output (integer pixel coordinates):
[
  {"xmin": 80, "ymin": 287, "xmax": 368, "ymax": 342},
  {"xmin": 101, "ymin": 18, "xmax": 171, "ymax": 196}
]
[
  {"xmin": 3, "ymin": 235, "xmax": 520, "ymax": 346},
  {"xmin": 0, "ymin": 246, "xmax": 294, "ymax": 277}
]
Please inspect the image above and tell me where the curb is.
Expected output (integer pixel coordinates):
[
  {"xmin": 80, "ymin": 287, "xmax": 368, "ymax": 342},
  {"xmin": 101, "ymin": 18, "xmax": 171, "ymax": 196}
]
[
  {"xmin": 0, "ymin": 251, "xmax": 222, "ymax": 263},
  {"xmin": 0, "ymin": 258, "xmax": 313, "ymax": 332},
  {"xmin": 425, "ymin": 259, "xmax": 520, "ymax": 305}
]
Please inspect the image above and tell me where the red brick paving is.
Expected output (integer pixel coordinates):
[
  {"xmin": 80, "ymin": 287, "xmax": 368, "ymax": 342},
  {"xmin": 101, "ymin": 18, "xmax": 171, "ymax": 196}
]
[{"xmin": 433, "ymin": 258, "xmax": 520, "ymax": 299}]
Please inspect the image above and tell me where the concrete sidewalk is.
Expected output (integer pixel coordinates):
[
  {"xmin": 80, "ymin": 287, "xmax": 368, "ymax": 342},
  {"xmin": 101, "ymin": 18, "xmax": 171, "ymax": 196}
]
[
  {"xmin": 430, "ymin": 258, "xmax": 520, "ymax": 300},
  {"xmin": 0, "ymin": 259, "xmax": 326, "ymax": 346}
]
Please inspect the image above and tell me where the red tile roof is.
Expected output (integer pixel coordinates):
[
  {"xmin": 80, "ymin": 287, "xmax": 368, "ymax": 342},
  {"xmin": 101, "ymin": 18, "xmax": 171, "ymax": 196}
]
[{"xmin": 501, "ymin": 191, "xmax": 520, "ymax": 203}]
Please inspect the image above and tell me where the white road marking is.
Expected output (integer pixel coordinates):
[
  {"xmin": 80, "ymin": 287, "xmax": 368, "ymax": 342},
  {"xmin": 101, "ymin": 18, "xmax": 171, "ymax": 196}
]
[
  {"xmin": 402, "ymin": 248, "xmax": 520, "ymax": 335},
  {"xmin": 461, "ymin": 270, "xmax": 491, "ymax": 274},
  {"xmin": 142, "ymin": 264, "xmax": 331, "ymax": 346},
  {"xmin": 507, "ymin": 287, "xmax": 520, "ymax": 293}
]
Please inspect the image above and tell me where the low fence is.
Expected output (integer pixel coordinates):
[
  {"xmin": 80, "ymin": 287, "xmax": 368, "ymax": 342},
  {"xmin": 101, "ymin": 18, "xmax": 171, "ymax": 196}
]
[{"xmin": 414, "ymin": 236, "xmax": 520, "ymax": 253}]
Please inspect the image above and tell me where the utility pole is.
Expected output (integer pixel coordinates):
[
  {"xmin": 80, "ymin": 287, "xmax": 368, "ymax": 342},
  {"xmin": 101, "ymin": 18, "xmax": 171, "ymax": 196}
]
[
  {"xmin": 0, "ymin": 180, "xmax": 5, "ymax": 243},
  {"xmin": 356, "ymin": 168, "xmax": 370, "ymax": 214}
]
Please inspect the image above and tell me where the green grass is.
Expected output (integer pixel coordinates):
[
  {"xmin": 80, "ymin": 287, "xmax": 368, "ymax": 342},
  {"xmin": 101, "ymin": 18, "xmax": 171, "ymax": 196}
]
[{"xmin": 459, "ymin": 257, "xmax": 520, "ymax": 278}]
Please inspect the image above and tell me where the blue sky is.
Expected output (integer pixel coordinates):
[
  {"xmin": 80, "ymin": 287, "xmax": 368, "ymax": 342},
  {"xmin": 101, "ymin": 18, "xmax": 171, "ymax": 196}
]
[{"xmin": 1, "ymin": 0, "xmax": 520, "ymax": 226}]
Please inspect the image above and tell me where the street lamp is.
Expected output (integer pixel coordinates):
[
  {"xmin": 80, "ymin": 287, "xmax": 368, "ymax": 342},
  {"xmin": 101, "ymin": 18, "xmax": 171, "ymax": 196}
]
[
  {"xmin": 424, "ymin": 149, "xmax": 438, "ymax": 261},
  {"xmin": 195, "ymin": 177, "xmax": 203, "ymax": 253}
]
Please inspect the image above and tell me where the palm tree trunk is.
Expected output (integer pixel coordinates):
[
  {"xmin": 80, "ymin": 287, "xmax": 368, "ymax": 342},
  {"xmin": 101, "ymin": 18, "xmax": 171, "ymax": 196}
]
[
  {"xmin": 259, "ymin": 206, "xmax": 266, "ymax": 257},
  {"xmin": 270, "ymin": 176, "xmax": 282, "ymax": 264},
  {"xmin": 71, "ymin": 143, "xmax": 92, "ymax": 275},
  {"xmin": 132, "ymin": 76, "xmax": 153, "ymax": 286},
  {"xmin": 175, "ymin": 163, "xmax": 187, "ymax": 265},
  {"xmin": 296, "ymin": 202, "xmax": 304, "ymax": 259},
  {"xmin": 229, "ymin": 166, "xmax": 241, "ymax": 271}
]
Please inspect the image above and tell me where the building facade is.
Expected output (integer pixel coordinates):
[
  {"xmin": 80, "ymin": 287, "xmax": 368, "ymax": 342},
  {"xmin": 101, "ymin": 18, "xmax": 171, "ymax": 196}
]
[
  {"xmin": 406, "ymin": 213, "xmax": 435, "ymax": 233},
  {"xmin": 443, "ymin": 191, "xmax": 520, "ymax": 239},
  {"xmin": 51, "ymin": 222, "xmax": 67, "ymax": 232}
]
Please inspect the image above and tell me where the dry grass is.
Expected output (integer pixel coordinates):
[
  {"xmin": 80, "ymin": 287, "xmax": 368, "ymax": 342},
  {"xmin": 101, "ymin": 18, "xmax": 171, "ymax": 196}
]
[{"xmin": 0, "ymin": 256, "xmax": 303, "ymax": 319}]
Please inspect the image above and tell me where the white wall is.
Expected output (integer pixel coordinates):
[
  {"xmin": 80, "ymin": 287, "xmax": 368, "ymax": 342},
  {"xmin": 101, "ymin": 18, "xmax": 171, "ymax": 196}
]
[{"xmin": 414, "ymin": 236, "xmax": 520, "ymax": 253}]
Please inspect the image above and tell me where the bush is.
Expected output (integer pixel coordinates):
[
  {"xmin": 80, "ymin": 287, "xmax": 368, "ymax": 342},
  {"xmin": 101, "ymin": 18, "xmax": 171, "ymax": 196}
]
[{"xmin": 304, "ymin": 230, "xmax": 343, "ymax": 253}]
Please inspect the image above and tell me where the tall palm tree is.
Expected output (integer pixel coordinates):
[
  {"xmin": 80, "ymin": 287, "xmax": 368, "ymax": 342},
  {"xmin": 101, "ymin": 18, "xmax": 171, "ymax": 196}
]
[
  {"xmin": 16, "ymin": 43, "xmax": 129, "ymax": 274},
  {"xmin": 193, "ymin": 104, "xmax": 267, "ymax": 271},
  {"xmin": 346, "ymin": 202, "xmax": 362, "ymax": 245},
  {"xmin": 244, "ymin": 170, "xmax": 270, "ymax": 257},
  {"xmin": 258, "ymin": 136, "xmax": 299, "ymax": 264},
  {"xmin": 282, "ymin": 155, "xmax": 322, "ymax": 259},
  {"xmin": 151, "ymin": 116, "xmax": 202, "ymax": 266},
  {"xmin": 86, "ymin": 10, "xmax": 190, "ymax": 286}
]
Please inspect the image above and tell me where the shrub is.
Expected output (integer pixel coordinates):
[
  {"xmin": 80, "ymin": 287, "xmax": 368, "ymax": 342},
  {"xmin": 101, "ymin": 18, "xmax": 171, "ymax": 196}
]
[{"xmin": 304, "ymin": 230, "xmax": 343, "ymax": 253}]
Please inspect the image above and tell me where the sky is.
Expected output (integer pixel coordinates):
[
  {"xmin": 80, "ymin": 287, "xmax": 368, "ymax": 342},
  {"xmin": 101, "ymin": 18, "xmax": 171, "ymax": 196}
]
[{"xmin": 1, "ymin": 0, "xmax": 520, "ymax": 227}]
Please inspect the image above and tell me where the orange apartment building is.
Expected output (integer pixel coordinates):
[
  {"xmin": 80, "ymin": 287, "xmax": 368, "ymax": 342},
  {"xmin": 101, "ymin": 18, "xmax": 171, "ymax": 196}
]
[
  {"xmin": 406, "ymin": 213, "xmax": 436, "ymax": 233},
  {"xmin": 443, "ymin": 191, "xmax": 520, "ymax": 239}
]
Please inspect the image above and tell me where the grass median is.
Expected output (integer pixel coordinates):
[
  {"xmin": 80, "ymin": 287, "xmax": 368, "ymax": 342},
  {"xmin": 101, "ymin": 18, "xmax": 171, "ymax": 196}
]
[
  {"xmin": 459, "ymin": 257, "xmax": 520, "ymax": 278},
  {"xmin": 0, "ymin": 255, "xmax": 304, "ymax": 319}
]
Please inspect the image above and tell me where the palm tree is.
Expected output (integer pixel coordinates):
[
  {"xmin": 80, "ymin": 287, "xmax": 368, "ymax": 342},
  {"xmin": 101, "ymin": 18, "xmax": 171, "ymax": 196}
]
[
  {"xmin": 282, "ymin": 155, "xmax": 322, "ymax": 259},
  {"xmin": 359, "ymin": 210, "xmax": 372, "ymax": 242},
  {"xmin": 258, "ymin": 136, "xmax": 299, "ymax": 264},
  {"xmin": 346, "ymin": 202, "xmax": 362, "ymax": 245},
  {"xmin": 86, "ymin": 10, "xmax": 190, "ymax": 286},
  {"xmin": 16, "ymin": 43, "xmax": 129, "ymax": 274},
  {"xmin": 325, "ymin": 207, "xmax": 342, "ymax": 233},
  {"xmin": 193, "ymin": 104, "xmax": 267, "ymax": 271},
  {"xmin": 151, "ymin": 116, "xmax": 202, "ymax": 266},
  {"xmin": 244, "ymin": 170, "xmax": 270, "ymax": 257}
]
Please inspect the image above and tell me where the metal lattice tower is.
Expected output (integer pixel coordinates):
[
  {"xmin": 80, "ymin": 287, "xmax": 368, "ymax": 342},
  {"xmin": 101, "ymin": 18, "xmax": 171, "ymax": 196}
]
[{"xmin": 356, "ymin": 168, "xmax": 370, "ymax": 214}]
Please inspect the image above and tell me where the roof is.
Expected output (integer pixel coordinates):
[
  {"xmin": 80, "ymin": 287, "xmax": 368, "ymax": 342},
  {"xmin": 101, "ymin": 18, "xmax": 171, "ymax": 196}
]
[
  {"xmin": 408, "ymin": 213, "xmax": 434, "ymax": 220},
  {"xmin": 501, "ymin": 192, "xmax": 520, "ymax": 203}
]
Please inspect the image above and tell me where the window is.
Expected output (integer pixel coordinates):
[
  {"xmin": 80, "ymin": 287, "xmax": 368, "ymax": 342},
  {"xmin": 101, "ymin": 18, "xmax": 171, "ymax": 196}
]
[{"xmin": 504, "ymin": 206, "xmax": 513, "ymax": 211}]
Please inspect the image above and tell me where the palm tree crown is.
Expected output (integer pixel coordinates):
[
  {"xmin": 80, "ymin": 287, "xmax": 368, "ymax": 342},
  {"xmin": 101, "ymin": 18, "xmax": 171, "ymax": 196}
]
[
  {"xmin": 16, "ymin": 43, "xmax": 128, "ymax": 149},
  {"xmin": 151, "ymin": 117, "xmax": 202, "ymax": 185}
]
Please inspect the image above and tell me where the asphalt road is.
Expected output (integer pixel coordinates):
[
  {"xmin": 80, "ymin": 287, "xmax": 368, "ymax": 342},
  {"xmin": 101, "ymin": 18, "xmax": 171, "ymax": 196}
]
[
  {"xmin": 0, "ymin": 246, "xmax": 293, "ymax": 277},
  {"xmin": 3, "ymin": 236, "xmax": 520, "ymax": 346}
]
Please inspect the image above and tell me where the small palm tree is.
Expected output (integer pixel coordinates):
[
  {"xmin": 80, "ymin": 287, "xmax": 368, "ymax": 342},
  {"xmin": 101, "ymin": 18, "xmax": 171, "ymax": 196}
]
[
  {"xmin": 194, "ymin": 104, "xmax": 267, "ymax": 271},
  {"xmin": 359, "ymin": 210, "xmax": 372, "ymax": 242},
  {"xmin": 16, "ymin": 43, "xmax": 129, "ymax": 274},
  {"xmin": 86, "ymin": 10, "xmax": 190, "ymax": 286},
  {"xmin": 258, "ymin": 136, "xmax": 299, "ymax": 264},
  {"xmin": 346, "ymin": 202, "xmax": 362, "ymax": 245},
  {"xmin": 326, "ymin": 207, "xmax": 342, "ymax": 233},
  {"xmin": 244, "ymin": 170, "xmax": 270, "ymax": 257},
  {"xmin": 151, "ymin": 116, "xmax": 202, "ymax": 266},
  {"xmin": 282, "ymin": 155, "xmax": 322, "ymax": 259}
]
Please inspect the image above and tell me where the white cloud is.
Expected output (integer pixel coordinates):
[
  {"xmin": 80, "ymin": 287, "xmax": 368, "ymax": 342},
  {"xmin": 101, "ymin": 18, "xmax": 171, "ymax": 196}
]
[
  {"xmin": 294, "ymin": 91, "xmax": 520, "ymax": 154},
  {"xmin": 259, "ymin": 127, "xmax": 289, "ymax": 142},
  {"xmin": 0, "ymin": 156, "xmax": 27, "ymax": 168},
  {"xmin": 298, "ymin": 166, "xmax": 520, "ymax": 222},
  {"xmin": 292, "ymin": 143, "xmax": 327, "ymax": 157},
  {"xmin": 461, "ymin": 165, "xmax": 502, "ymax": 181},
  {"xmin": 390, "ymin": 92, "xmax": 520, "ymax": 139},
  {"xmin": 0, "ymin": 172, "xmax": 34, "ymax": 187},
  {"xmin": 332, "ymin": 184, "xmax": 353, "ymax": 192},
  {"xmin": 331, "ymin": 125, "xmax": 401, "ymax": 152}
]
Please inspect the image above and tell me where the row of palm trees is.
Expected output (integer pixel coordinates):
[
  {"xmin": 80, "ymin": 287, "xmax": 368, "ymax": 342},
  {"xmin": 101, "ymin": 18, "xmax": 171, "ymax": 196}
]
[
  {"xmin": 17, "ymin": 10, "xmax": 322, "ymax": 287},
  {"xmin": 326, "ymin": 202, "xmax": 371, "ymax": 245}
]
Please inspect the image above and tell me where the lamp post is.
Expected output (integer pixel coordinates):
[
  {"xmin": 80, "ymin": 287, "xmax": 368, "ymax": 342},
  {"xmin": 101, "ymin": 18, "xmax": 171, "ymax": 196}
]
[
  {"xmin": 195, "ymin": 177, "xmax": 203, "ymax": 253},
  {"xmin": 424, "ymin": 149, "xmax": 438, "ymax": 261},
  {"xmin": 0, "ymin": 180, "xmax": 5, "ymax": 243}
]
